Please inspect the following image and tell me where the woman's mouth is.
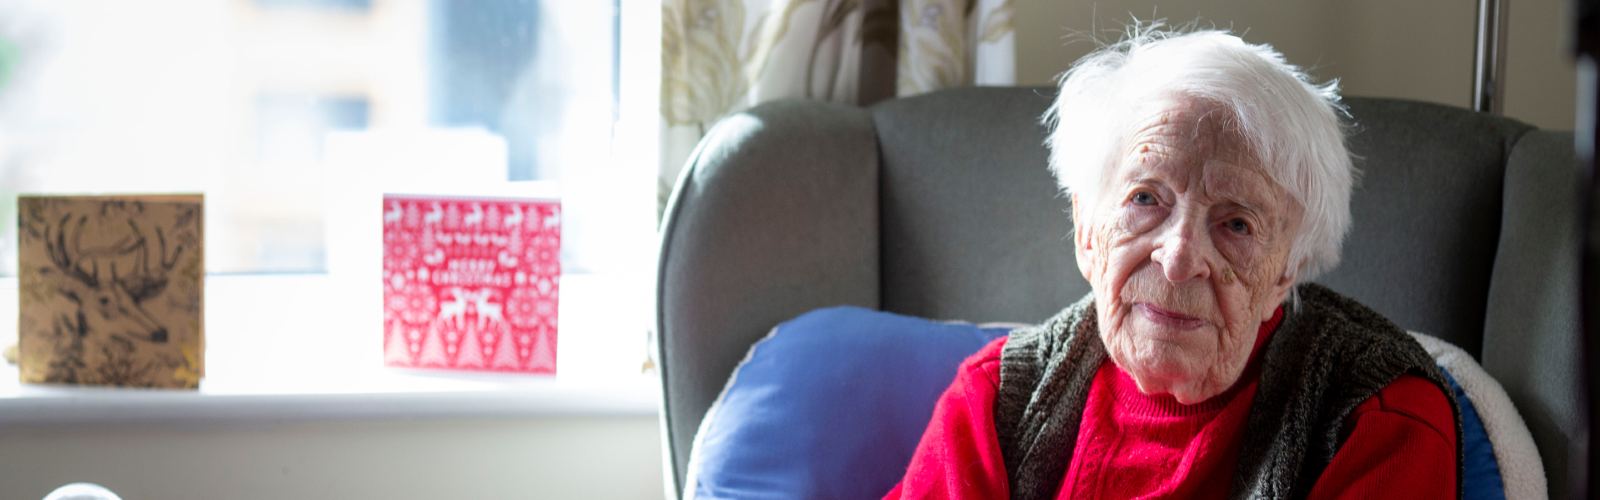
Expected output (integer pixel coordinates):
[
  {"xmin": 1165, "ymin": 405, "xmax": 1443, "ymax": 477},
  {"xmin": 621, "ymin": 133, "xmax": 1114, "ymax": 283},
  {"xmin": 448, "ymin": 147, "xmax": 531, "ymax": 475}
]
[{"xmin": 1134, "ymin": 302, "xmax": 1206, "ymax": 330}]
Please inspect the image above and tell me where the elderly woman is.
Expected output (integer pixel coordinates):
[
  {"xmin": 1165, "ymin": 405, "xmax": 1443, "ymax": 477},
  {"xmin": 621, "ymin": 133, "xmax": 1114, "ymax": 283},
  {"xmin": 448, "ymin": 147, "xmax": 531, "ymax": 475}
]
[{"xmin": 887, "ymin": 28, "xmax": 1459, "ymax": 499}]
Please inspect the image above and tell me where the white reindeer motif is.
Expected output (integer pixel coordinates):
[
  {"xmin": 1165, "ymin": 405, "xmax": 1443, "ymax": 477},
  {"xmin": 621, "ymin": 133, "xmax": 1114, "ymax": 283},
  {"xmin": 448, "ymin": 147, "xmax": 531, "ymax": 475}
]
[
  {"xmin": 542, "ymin": 210, "xmax": 560, "ymax": 230},
  {"xmin": 437, "ymin": 287, "xmax": 470, "ymax": 329},
  {"xmin": 471, "ymin": 289, "xmax": 504, "ymax": 330},
  {"xmin": 384, "ymin": 201, "xmax": 403, "ymax": 226},
  {"xmin": 423, "ymin": 202, "xmax": 444, "ymax": 226},
  {"xmin": 463, "ymin": 203, "xmax": 484, "ymax": 228},
  {"xmin": 503, "ymin": 205, "xmax": 524, "ymax": 229}
]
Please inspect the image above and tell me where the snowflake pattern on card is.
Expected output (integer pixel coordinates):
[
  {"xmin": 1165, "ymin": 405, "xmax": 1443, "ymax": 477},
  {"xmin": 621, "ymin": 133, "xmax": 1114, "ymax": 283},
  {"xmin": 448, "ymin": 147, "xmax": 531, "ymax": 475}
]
[{"xmin": 383, "ymin": 195, "xmax": 560, "ymax": 374}]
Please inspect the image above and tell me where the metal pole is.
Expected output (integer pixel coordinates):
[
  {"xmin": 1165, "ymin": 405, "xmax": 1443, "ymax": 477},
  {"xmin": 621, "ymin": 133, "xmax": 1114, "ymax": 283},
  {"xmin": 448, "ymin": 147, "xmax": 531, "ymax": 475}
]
[{"xmin": 1474, "ymin": 0, "xmax": 1509, "ymax": 114}]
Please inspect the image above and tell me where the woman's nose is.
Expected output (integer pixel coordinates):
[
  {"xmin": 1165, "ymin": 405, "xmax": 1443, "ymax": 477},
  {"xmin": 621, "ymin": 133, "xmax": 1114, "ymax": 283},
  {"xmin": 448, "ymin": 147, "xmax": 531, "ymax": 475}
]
[{"xmin": 1151, "ymin": 219, "xmax": 1211, "ymax": 283}]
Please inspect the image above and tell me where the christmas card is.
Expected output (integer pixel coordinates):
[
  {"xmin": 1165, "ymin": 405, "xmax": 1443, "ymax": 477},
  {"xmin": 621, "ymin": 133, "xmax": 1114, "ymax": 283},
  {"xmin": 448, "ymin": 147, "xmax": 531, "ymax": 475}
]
[
  {"xmin": 382, "ymin": 195, "xmax": 559, "ymax": 374},
  {"xmin": 16, "ymin": 195, "xmax": 204, "ymax": 388}
]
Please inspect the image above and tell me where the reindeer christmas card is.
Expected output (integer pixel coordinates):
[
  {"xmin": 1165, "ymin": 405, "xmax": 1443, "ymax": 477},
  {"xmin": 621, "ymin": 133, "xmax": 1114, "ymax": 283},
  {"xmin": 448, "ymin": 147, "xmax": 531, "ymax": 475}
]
[
  {"xmin": 16, "ymin": 195, "xmax": 204, "ymax": 388},
  {"xmin": 382, "ymin": 195, "xmax": 559, "ymax": 374}
]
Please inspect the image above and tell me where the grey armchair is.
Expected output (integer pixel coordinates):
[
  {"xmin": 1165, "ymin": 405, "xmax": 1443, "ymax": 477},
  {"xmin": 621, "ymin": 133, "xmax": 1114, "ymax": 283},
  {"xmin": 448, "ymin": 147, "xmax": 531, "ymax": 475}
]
[{"xmin": 655, "ymin": 87, "xmax": 1582, "ymax": 497}]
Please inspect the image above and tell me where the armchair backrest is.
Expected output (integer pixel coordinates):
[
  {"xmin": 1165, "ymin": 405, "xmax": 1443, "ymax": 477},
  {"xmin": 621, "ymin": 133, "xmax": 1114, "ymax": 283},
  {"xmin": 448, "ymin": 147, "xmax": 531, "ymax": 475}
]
[{"xmin": 656, "ymin": 87, "xmax": 1582, "ymax": 498}]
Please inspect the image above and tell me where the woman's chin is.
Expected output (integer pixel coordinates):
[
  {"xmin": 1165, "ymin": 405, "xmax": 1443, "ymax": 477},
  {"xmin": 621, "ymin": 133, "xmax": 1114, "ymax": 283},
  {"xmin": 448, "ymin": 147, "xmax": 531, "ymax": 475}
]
[
  {"xmin": 1167, "ymin": 385, "xmax": 1220, "ymax": 405},
  {"xmin": 1121, "ymin": 356, "xmax": 1219, "ymax": 402}
]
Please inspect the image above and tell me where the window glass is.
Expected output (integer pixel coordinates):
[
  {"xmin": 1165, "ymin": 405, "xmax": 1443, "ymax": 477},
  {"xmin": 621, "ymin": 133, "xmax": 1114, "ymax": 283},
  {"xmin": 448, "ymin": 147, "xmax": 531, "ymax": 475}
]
[{"xmin": 0, "ymin": 0, "xmax": 622, "ymax": 275}]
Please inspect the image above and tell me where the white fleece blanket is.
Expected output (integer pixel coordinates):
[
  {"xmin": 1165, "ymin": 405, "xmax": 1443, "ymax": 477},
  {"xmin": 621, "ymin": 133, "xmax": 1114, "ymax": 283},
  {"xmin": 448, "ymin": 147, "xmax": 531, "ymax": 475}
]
[{"xmin": 1410, "ymin": 332, "xmax": 1548, "ymax": 500}]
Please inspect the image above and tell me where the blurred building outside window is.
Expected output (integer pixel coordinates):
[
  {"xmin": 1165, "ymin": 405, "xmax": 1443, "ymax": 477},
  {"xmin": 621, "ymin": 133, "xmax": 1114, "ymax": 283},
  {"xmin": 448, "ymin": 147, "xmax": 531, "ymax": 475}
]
[
  {"xmin": 0, "ymin": 0, "xmax": 656, "ymax": 278},
  {"xmin": 0, "ymin": 0, "xmax": 662, "ymax": 380}
]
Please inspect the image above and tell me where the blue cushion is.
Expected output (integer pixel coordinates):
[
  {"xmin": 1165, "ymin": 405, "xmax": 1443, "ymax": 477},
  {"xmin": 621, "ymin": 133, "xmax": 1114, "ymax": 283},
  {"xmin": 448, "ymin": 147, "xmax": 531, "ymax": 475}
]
[
  {"xmin": 687, "ymin": 306, "xmax": 1010, "ymax": 499},
  {"xmin": 1443, "ymin": 370, "xmax": 1506, "ymax": 500},
  {"xmin": 688, "ymin": 306, "xmax": 1509, "ymax": 499}
]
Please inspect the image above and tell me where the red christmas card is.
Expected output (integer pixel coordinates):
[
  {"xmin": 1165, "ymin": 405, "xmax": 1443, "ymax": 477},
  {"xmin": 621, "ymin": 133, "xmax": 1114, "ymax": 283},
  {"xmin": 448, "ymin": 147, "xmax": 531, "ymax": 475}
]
[{"xmin": 382, "ymin": 195, "xmax": 560, "ymax": 374}]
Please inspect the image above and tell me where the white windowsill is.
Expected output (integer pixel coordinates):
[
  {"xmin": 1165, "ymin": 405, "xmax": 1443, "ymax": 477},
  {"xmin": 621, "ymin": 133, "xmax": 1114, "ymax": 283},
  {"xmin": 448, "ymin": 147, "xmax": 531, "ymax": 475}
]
[{"xmin": 0, "ymin": 273, "xmax": 661, "ymax": 425}]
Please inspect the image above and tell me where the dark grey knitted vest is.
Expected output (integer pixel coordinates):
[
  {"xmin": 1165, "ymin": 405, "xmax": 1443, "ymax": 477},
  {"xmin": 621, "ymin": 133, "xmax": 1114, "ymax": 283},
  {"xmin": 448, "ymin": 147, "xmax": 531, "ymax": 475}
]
[{"xmin": 995, "ymin": 283, "xmax": 1462, "ymax": 499}]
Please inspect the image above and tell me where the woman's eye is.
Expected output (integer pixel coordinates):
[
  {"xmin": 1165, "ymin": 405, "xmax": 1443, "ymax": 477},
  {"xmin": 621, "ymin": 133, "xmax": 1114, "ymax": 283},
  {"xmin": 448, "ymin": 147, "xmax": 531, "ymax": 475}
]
[
  {"xmin": 1130, "ymin": 192, "xmax": 1157, "ymax": 206},
  {"xmin": 1225, "ymin": 218, "xmax": 1251, "ymax": 235}
]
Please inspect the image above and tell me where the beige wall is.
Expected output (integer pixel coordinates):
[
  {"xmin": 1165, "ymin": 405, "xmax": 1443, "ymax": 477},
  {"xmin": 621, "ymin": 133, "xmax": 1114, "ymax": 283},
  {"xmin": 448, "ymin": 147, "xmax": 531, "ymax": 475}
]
[{"xmin": 1014, "ymin": 0, "xmax": 1576, "ymax": 130}]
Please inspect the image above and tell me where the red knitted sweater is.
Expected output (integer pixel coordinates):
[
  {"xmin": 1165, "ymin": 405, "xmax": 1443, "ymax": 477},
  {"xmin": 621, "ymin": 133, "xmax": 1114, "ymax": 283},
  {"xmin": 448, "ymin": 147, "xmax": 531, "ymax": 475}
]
[{"xmin": 886, "ymin": 307, "xmax": 1456, "ymax": 499}]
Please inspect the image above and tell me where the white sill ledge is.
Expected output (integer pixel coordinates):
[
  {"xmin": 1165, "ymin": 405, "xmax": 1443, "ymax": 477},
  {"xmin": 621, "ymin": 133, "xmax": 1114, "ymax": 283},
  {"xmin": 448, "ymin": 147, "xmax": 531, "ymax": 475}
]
[
  {"xmin": 0, "ymin": 273, "xmax": 661, "ymax": 425},
  {"xmin": 0, "ymin": 371, "xmax": 659, "ymax": 425}
]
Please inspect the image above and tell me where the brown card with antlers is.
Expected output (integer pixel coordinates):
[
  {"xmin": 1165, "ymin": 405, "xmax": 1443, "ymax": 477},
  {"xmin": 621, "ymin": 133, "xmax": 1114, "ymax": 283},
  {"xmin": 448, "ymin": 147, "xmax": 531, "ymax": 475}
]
[{"xmin": 16, "ymin": 195, "xmax": 204, "ymax": 389}]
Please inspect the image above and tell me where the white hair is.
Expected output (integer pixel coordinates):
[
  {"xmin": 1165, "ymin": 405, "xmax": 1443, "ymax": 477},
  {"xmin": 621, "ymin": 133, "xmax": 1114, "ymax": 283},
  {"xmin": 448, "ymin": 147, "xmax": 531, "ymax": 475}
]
[{"xmin": 1042, "ymin": 23, "xmax": 1355, "ymax": 282}]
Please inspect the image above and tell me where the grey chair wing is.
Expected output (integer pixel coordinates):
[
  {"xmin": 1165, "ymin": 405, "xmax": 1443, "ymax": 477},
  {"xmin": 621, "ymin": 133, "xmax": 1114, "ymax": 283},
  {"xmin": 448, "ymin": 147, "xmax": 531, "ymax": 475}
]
[{"xmin": 657, "ymin": 99, "xmax": 882, "ymax": 495}]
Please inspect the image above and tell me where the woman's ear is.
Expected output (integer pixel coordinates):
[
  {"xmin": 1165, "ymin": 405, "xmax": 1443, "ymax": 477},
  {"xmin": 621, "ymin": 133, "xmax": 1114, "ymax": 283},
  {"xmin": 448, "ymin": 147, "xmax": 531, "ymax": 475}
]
[
  {"xmin": 1071, "ymin": 195, "xmax": 1095, "ymax": 282},
  {"xmin": 1071, "ymin": 195, "xmax": 1087, "ymax": 247}
]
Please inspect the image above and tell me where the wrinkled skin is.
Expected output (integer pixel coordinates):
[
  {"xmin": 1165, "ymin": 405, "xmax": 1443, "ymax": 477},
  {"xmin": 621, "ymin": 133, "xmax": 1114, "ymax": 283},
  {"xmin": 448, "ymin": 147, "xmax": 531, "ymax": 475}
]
[{"xmin": 1073, "ymin": 96, "xmax": 1303, "ymax": 404}]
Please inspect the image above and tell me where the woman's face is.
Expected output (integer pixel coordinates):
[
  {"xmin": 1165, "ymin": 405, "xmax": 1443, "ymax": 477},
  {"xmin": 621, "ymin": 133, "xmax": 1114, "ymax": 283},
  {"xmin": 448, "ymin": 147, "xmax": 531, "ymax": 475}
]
[{"xmin": 1075, "ymin": 97, "xmax": 1301, "ymax": 404}]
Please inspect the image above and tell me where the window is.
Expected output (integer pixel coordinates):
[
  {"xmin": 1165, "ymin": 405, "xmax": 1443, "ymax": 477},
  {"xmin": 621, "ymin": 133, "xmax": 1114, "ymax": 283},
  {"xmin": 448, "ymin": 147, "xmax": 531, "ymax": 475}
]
[
  {"xmin": 0, "ymin": 0, "xmax": 654, "ymax": 277},
  {"xmin": 0, "ymin": 0, "xmax": 661, "ymax": 387}
]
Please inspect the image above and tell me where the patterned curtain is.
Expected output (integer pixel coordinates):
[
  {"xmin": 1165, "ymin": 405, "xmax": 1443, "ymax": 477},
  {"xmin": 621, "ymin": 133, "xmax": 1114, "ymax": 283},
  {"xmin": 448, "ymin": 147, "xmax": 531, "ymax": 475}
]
[{"xmin": 660, "ymin": 0, "xmax": 1016, "ymax": 212}]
